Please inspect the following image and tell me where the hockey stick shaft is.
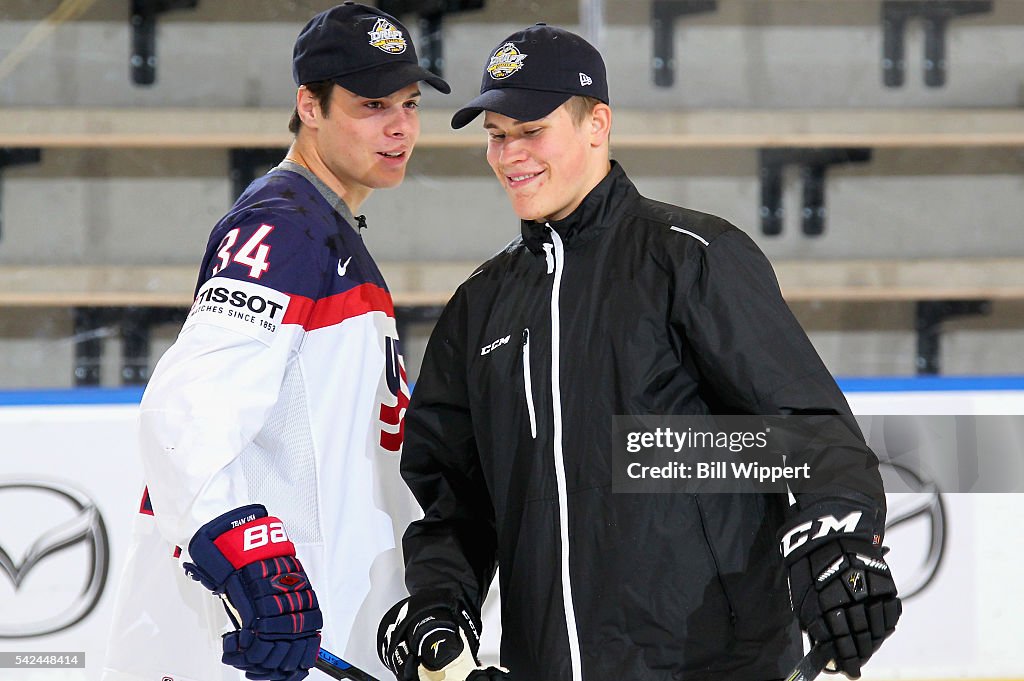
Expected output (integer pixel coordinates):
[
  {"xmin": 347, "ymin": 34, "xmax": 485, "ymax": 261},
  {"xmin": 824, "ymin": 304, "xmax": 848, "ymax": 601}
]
[
  {"xmin": 315, "ymin": 647, "xmax": 382, "ymax": 681},
  {"xmin": 218, "ymin": 594, "xmax": 379, "ymax": 680},
  {"xmin": 784, "ymin": 643, "xmax": 830, "ymax": 681}
]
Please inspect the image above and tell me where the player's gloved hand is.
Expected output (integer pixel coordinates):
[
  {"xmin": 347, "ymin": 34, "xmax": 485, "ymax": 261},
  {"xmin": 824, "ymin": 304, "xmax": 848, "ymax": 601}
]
[
  {"xmin": 183, "ymin": 504, "xmax": 322, "ymax": 681},
  {"xmin": 378, "ymin": 591, "xmax": 507, "ymax": 681},
  {"xmin": 464, "ymin": 667, "xmax": 512, "ymax": 681},
  {"xmin": 783, "ymin": 517, "xmax": 901, "ymax": 679}
]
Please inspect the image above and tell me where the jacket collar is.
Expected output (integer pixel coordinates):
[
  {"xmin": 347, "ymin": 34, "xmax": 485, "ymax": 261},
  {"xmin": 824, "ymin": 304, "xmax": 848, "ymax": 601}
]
[{"xmin": 520, "ymin": 161, "xmax": 638, "ymax": 254}]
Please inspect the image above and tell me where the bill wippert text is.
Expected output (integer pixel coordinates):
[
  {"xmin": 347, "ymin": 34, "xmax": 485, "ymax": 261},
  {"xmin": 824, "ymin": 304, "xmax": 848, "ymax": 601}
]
[{"xmin": 626, "ymin": 460, "xmax": 811, "ymax": 483}]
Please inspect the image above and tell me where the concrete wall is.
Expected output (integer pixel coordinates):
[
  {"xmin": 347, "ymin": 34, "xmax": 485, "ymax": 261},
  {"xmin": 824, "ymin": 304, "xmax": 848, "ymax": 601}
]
[{"xmin": 1, "ymin": 0, "xmax": 1023, "ymax": 387}]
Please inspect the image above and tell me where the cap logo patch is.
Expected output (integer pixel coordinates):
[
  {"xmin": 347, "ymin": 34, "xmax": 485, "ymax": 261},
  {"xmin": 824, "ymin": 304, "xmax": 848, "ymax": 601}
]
[
  {"xmin": 579, "ymin": 72, "xmax": 593, "ymax": 86},
  {"xmin": 368, "ymin": 18, "xmax": 407, "ymax": 54},
  {"xmin": 487, "ymin": 42, "xmax": 528, "ymax": 80}
]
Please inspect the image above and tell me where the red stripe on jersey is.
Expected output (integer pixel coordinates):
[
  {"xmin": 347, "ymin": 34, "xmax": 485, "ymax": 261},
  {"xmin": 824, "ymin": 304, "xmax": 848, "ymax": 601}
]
[
  {"xmin": 380, "ymin": 387, "xmax": 409, "ymax": 427},
  {"xmin": 138, "ymin": 487, "xmax": 154, "ymax": 516},
  {"xmin": 282, "ymin": 294, "xmax": 316, "ymax": 326},
  {"xmin": 282, "ymin": 284, "xmax": 394, "ymax": 331},
  {"xmin": 380, "ymin": 421, "xmax": 405, "ymax": 453}
]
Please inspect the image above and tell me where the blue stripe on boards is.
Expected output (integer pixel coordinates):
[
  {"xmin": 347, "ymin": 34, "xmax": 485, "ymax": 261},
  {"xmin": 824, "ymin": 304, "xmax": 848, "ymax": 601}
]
[
  {"xmin": 3, "ymin": 377, "xmax": 1024, "ymax": 406},
  {"xmin": 0, "ymin": 387, "xmax": 146, "ymax": 406}
]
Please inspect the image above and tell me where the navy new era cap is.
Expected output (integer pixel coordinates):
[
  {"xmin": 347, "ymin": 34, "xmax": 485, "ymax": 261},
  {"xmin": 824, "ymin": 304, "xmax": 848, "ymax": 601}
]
[
  {"xmin": 451, "ymin": 23, "xmax": 608, "ymax": 129},
  {"xmin": 293, "ymin": 2, "xmax": 450, "ymax": 98}
]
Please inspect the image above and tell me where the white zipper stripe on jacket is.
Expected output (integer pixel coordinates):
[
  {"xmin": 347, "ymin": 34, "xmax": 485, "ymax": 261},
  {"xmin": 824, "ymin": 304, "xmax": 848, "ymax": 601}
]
[
  {"xmin": 522, "ymin": 329, "xmax": 537, "ymax": 438},
  {"xmin": 546, "ymin": 226, "xmax": 583, "ymax": 681}
]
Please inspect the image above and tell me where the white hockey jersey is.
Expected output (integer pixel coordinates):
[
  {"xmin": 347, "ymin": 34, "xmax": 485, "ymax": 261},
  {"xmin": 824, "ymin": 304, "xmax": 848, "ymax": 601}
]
[{"xmin": 103, "ymin": 162, "xmax": 418, "ymax": 681}]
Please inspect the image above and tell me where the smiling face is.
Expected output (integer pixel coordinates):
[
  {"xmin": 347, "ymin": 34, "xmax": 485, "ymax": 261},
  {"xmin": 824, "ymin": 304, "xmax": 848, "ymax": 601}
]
[
  {"xmin": 483, "ymin": 100, "xmax": 611, "ymax": 223},
  {"xmin": 294, "ymin": 82, "xmax": 421, "ymax": 210}
]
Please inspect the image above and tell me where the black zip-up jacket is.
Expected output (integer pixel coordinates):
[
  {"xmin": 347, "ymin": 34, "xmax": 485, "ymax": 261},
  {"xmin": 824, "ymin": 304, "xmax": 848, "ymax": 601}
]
[{"xmin": 401, "ymin": 163, "xmax": 885, "ymax": 681}]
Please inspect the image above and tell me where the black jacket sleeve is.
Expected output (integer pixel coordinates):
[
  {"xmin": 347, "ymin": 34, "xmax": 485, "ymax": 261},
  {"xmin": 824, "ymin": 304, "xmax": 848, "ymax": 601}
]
[
  {"xmin": 400, "ymin": 285, "xmax": 498, "ymax": 615},
  {"xmin": 673, "ymin": 227, "xmax": 886, "ymax": 536}
]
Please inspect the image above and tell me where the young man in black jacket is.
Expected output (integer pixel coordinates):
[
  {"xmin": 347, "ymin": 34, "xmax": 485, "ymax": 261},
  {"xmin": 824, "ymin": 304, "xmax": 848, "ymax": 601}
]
[{"xmin": 377, "ymin": 24, "xmax": 901, "ymax": 681}]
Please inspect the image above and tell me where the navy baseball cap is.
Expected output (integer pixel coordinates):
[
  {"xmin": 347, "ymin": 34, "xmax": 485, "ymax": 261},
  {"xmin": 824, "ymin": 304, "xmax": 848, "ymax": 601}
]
[
  {"xmin": 292, "ymin": 2, "xmax": 450, "ymax": 98},
  {"xmin": 451, "ymin": 23, "xmax": 608, "ymax": 129}
]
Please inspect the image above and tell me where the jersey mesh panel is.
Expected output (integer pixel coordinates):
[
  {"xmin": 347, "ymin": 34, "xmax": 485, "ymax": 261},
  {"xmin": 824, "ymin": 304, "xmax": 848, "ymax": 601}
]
[{"xmin": 241, "ymin": 361, "xmax": 322, "ymax": 543}]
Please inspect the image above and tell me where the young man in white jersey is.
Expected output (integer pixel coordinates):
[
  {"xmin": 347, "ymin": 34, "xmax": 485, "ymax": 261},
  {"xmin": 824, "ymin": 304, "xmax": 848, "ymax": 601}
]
[{"xmin": 103, "ymin": 4, "xmax": 449, "ymax": 680}]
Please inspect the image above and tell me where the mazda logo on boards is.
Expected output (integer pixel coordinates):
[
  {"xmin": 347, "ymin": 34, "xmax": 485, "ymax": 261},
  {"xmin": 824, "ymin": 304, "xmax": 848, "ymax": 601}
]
[
  {"xmin": 0, "ymin": 478, "xmax": 110, "ymax": 638},
  {"xmin": 880, "ymin": 461, "xmax": 945, "ymax": 600}
]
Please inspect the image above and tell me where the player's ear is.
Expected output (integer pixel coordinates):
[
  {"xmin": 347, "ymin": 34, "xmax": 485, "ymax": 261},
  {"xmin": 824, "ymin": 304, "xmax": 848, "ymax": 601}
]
[
  {"xmin": 589, "ymin": 103, "xmax": 611, "ymax": 147},
  {"xmin": 296, "ymin": 85, "xmax": 321, "ymax": 129}
]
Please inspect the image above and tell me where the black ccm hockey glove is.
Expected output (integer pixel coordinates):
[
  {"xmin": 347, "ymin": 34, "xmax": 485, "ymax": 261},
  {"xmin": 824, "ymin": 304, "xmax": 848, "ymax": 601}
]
[
  {"xmin": 378, "ymin": 591, "xmax": 510, "ymax": 681},
  {"xmin": 781, "ymin": 505, "xmax": 901, "ymax": 679},
  {"xmin": 183, "ymin": 504, "xmax": 323, "ymax": 681}
]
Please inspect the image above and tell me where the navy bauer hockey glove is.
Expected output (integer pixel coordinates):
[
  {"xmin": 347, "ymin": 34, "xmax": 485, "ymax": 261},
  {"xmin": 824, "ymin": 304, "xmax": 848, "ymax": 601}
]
[
  {"xmin": 378, "ymin": 591, "xmax": 509, "ymax": 681},
  {"xmin": 184, "ymin": 504, "xmax": 323, "ymax": 681},
  {"xmin": 781, "ymin": 506, "xmax": 901, "ymax": 679}
]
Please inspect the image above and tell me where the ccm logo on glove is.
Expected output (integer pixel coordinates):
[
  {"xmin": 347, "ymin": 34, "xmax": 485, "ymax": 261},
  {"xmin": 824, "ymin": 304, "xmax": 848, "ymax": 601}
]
[
  {"xmin": 780, "ymin": 511, "xmax": 865, "ymax": 557},
  {"xmin": 780, "ymin": 504, "xmax": 900, "ymax": 679}
]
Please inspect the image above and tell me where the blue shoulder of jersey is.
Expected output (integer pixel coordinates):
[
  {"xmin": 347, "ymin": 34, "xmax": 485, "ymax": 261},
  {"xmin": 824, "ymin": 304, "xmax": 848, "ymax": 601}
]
[{"xmin": 196, "ymin": 169, "xmax": 388, "ymax": 302}]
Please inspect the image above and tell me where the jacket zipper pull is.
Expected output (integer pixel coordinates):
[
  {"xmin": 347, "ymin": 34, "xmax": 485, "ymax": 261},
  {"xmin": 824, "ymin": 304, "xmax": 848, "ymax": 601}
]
[
  {"xmin": 521, "ymin": 328, "xmax": 537, "ymax": 439},
  {"xmin": 542, "ymin": 243, "xmax": 555, "ymax": 274}
]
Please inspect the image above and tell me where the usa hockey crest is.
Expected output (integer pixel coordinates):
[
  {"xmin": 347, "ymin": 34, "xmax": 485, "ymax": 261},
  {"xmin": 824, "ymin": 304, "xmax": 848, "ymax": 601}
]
[
  {"xmin": 487, "ymin": 42, "xmax": 527, "ymax": 80},
  {"xmin": 368, "ymin": 18, "xmax": 407, "ymax": 54},
  {"xmin": 378, "ymin": 335, "xmax": 409, "ymax": 453}
]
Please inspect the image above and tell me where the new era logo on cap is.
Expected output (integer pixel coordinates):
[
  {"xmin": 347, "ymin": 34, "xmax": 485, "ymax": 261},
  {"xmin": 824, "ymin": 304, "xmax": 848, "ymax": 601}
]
[{"xmin": 579, "ymin": 72, "xmax": 593, "ymax": 86}]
